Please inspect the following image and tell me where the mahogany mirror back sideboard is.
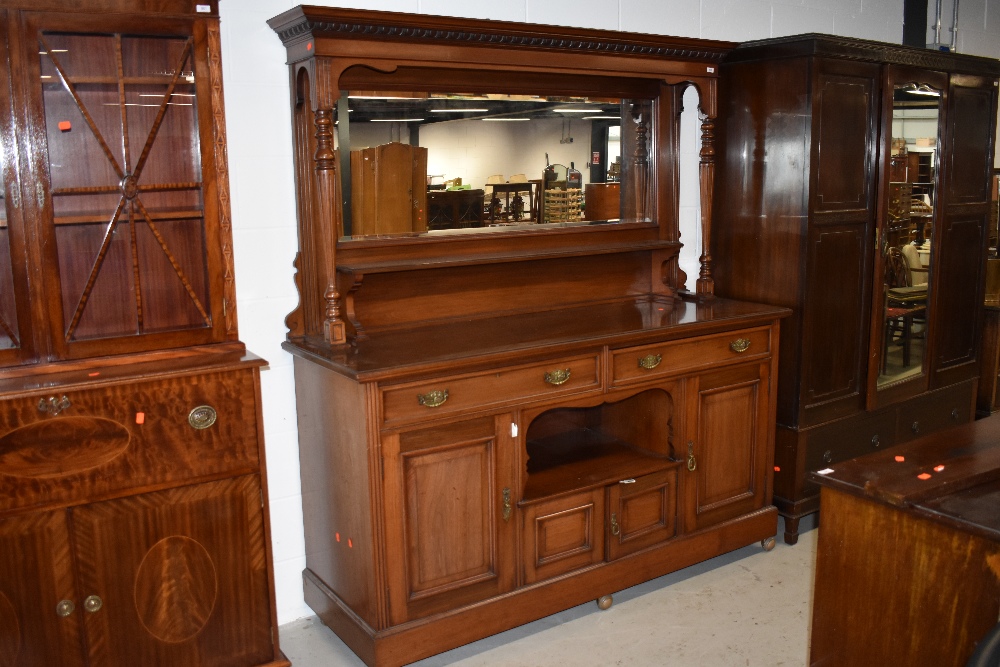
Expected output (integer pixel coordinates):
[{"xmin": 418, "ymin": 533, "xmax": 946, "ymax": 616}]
[
  {"xmin": 0, "ymin": 1, "xmax": 287, "ymax": 665},
  {"xmin": 269, "ymin": 6, "xmax": 789, "ymax": 666}
]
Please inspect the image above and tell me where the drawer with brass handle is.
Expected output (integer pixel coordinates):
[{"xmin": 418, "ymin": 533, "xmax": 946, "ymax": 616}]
[
  {"xmin": 381, "ymin": 354, "xmax": 601, "ymax": 427},
  {"xmin": 610, "ymin": 328, "xmax": 770, "ymax": 386}
]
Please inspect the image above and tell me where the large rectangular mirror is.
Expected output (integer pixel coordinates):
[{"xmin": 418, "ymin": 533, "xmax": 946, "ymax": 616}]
[{"xmin": 336, "ymin": 89, "xmax": 650, "ymax": 240}]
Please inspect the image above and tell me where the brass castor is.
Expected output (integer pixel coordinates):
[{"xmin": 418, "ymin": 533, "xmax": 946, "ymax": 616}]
[
  {"xmin": 761, "ymin": 536, "xmax": 777, "ymax": 551},
  {"xmin": 596, "ymin": 594, "xmax": 613, "ymax": 610}
]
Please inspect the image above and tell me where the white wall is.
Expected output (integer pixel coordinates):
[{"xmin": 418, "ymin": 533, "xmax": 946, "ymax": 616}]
[{"xmin": 218, "ymin": 0, "xmax": 1000, "ymax": 624}]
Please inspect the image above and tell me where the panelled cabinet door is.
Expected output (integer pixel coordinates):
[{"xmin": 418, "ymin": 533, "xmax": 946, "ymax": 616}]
[
  {"xmin": 383, "ymin": 415, "xmax": 517, "ymax": 625},
  {"xmin": 20, "ymin": 11, "xmax": 230, "ymax": 360},
  {"xmin": 683, "ymin": 362, "xmax": 771, "ymax": 532},
  {"xmin": 0, "ymin": 510, "xmax": 85, "ymax": 667},
  {"xmin": 605, "ymin": 467, "xmax": 678, "ymax": 560},
  {"xmin": 69, "ymin": 475, "xmax": 274, "ymax": 666},
  {"xmin": 931, "ymin": 74, "xmax": 999, "ymax": 388},
  {"xmin": 799, "ymin": 59, "xmax": 880, "ymax": 427}
]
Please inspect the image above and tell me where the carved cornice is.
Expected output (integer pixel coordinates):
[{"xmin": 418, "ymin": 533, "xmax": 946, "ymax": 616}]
[
  {"xmin": 271, "ymin": 12, "xmax": 732, "ymax": 63},
  {"xmin": 728, "ymin": 33, "xmax": 1000, "ymax": 76}
]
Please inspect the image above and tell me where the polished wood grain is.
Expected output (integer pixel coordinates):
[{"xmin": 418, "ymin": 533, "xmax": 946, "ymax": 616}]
[
  {"xmin": 810, "ymin": 418, "xmax": 1000, "ymax": 666},
  {"xmin": 0, "ymin": 3, "xmax": 285, "ymax": 665},
  {"xmin": 605, "ymin": 468, "xmax": 678, "ymax": 560}
]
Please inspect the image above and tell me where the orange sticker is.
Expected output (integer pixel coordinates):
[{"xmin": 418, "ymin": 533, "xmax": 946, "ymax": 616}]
[
  {"xmin": 58, "ymin": 120, "xmax": 71, "ymax": 131},
  {"xmin": 917, "ymin": 473, "xmax": 932, "ymax": 480},
  {"xmin": 135, "ymin": 412, "xmax": 145, "ymax": 425},
  {"xmin": 934, "ymin": 465, "xmax": 945, "ymax": 472},
  {"xmin": 894, "ymin": 455, "xmax": 905, "ymax": 462}
]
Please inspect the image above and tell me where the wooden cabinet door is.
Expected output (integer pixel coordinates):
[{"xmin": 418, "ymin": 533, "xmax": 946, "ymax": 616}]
[
  {"xmin": 683, "ymin": 362, "xmax": 772, "ymax": 532},
  {"xmin": 606, "ymin": 467, "xmax": 678, "ymax": 560},
  {"xmin": 70, "ymin": 475, "xmax": 274, "ymax": 667},
  {"xmin": 799, "ymin": 59, "xmax": 880, "ymax": 427},
  {"xmin": 383, "ymin": 416, "xmax": 516, "ymax": 624},
  {"xmin": 930, "ymin": 74, "xmax": 998, "ymax": 389},
  {"xmin": 0, "ymin": 510, "xmax": 85, "ymax": 667}
]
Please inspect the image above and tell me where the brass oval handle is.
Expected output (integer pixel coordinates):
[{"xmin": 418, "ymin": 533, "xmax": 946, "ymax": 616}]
[
  {"xmin": 83, "ymin": 595, "xmax": 103, "ymax": 613},
  {"xmin": 417, "ymin": 390, "xmax": 449, "ymax": 408},
  {"xmin": 38, "ymin": 395, "xmax": 71, "ymax": 415},
  {"xmin": 637, "ymin": 354, "xmax": 662, "ymax": 370},
  {"xmin": 686, "ymin": 441, "xmax": 697, "ymax": 472},
  {"xmin": 610, "ymin": 512, "xmax": 620, "ymax": 536},
  {"xmin": 544, "ymin": 368, "xmax": 571, "ymax": 386},
  {"xmin": 501, "ymin": 488, "xmax": 512, "ymax": 522},
  {"xmin": 188, "ymin": 405, "xmax": 218, "ymax": 429},
  {"xmin": 56, "ymin": 599, "xmax": 75, "ymax": 617},
  {"xmin": 729, "ymin": 338, "xmax": 751, "ymax": 353}
]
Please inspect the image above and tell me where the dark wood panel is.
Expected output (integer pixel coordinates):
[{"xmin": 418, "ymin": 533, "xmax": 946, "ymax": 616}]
[{"xmin": 944, "ymin": 81, "xmax": 998, "ymax": 205}]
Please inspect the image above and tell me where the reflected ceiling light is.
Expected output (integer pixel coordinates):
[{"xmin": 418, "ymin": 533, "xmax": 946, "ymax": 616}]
[
  {"xmin": 583, "ymin": 115, "xmax": 616, "ymax": 119},
  {"xmin": 555, "ymin": 108, "xmax": 592, "ymax": 113},
  {"xmin": 430, "ymin": 108, "xmax": 489, "ymax": 112},
  {"xmin": 482, "ymin": 118, "xmax": 530, "ymax": 121},
  {"xmin": 369, "ymin": 118, "xmax": 424, "ymax": 122},
  {"xmin": 904, "ymin": 83, "xmax": 941, "ymax": 97},
  {"xmin": 348, "ymin": 95, "xmax": 424, "ymax": 100}
]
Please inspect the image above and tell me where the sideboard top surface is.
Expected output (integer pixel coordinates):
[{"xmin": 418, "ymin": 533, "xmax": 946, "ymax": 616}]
[{"xmin": 284, "ymin": 297, "xmax": 788, "ymax": 382}]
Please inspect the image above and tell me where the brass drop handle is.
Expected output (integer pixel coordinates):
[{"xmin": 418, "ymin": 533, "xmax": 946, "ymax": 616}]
[
  {"xmin": 417, "ymin": 390, "xmax": 449, "ymax": 408},
  {"xmin": 911, "ymin": 421, "xmax": 920, "ymax": 435},
  {"xmin": 686, "ymin": 441, "xmax": 697, "ymax": 472},
  {"xmin": 823, "ymin": 450, "xmax": 833, "ymax": 464},
  {"xmin": 83, "ymin": 595, "xmax": 103, "ymax": 613},
  {"xmin": 951, "ymin": 408, "xmax": 959, "ymax": 421},
  {"xmin": 610, "ymin": 513, "xmax": 620, "ymax": 536},
  {"xmin": 188, "ymin": 405, "xmax": 217, "ymax": 429},
  {"xmin": 730, "ymin": 338, "xmax": 751, "ymax": 353},
  {"xmin": 38, "ymin": 395, "xmax": 71, "ymax": 415},
  {"xmin": 501, "ymin": 488, "xmax": 512, "ymax": 522},
  {"xmin": 544, "ymin": 369, "xmax": 571, "ymax": 386},
  {"xmin": 56, "ymin": 599, "xmax": 75, "ymax": 617},
  {"xmin": 638, "ymin": 354, "xmax": 662, "ymax": 370}
]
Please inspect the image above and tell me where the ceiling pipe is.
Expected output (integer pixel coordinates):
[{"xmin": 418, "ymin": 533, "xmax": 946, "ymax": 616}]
[{"xmin": 950, "ymin": 0, "xmax": 960, "ymax": 51}]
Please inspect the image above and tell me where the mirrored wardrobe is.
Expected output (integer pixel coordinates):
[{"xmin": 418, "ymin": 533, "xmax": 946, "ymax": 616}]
[{"xmin": 712, "ymin": 35, "xmax": 1000, "ymax": 544}]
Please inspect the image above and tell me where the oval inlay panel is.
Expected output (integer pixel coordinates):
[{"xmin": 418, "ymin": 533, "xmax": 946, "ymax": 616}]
[
  {"xmin": 134, "ymin": 536, "xmax": 217, "ymax": 644},
  {"xmin": 0, "ymin": 417, "xmax": 131, "ymax": 479},
  {"xmin": 0, "ymin": 591, "xmax": 21, "ymax": 667}
]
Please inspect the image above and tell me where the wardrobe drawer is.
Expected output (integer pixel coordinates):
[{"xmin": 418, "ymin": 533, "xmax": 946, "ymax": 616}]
[
  {"xmin": 381, "ymin": 354, "xmax": 601, "ymax": 427},
  {"xmin": 804, "ymin": 411, "xmax": 896, "ymax": 481},
  {"xmin": 611, "ymin": 328, "xmax": 770, "ymax": 386},
  {"xmin": 0, "ymin": 368, "xmax": 261, "ymax": 513},
  {"xmin": 896, "ymin": 381, "xmax": 974, "ymax": 443}
]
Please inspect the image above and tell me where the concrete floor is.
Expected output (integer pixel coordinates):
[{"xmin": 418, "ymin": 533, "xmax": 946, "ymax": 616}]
[{"xmin": 278, "ymin": 518, "xmax": 817, "ymax": 667}]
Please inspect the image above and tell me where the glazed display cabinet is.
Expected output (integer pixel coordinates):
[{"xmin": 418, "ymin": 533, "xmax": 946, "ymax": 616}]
[
  {"xmin": 712, "ymin": 35, "xmax": 1000, "ymax": 543},
  {"xmin": 270, "ymin": 6, "xmax": 788, "ymax": 666},
  {"xmin": 0, "ymin": 1, "xmax": 287, "ymax": 665}
]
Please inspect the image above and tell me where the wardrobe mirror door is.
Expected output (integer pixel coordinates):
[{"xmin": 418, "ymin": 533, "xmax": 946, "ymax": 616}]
[
  {"xmin": 0, "ymin": 130, "xmax": 18, "ymax": 353},
  {"xmin": 877, "ymin": 79, "xmax": 943, "ymax": 390}
]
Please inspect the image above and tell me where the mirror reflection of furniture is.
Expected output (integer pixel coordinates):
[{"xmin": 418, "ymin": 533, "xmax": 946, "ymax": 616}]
[
  {"xmin": 584, "ymin": 183, "xmax": 621, "ymax": 221},
  {"xmin": 487, "ymin": 179, "xmax": 535, "ymax": 224},
  {"xmin": 882, "ymin": 247, "xmax": 927, "ymax": 376},
  {"xmin": 427, "ymin": 189, "xmax": 485, "ymax": 230},
  {"xmin": 351, "ymin": 142, "xmax": 428, "ymax": 236},
  {"xmin": 712, "ymin": 35, "xmax": 999, "ymax": 545},
  {"xmin": 542, "ymin": 163, "xmax": 583, "ymax": 224}
]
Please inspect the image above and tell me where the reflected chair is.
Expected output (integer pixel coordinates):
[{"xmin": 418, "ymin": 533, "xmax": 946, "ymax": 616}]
[
  {"xmin": 484, "ymin": 174, "xmax": 504, "ymax": 218},
  {"xmin": 900, "ymin": 242, "xmax": 928, "ymax": 286},
  {"xmin": 883, "ymin": 246, "xmax": 927, "ymax": 372}
]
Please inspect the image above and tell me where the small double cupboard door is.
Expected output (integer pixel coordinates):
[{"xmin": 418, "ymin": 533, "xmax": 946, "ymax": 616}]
[
  {"xmin": 683, "ymin": 361, "xmax": 773, "ymax": 532},
  {"xmin": 0, "ymin": 476, "xmax": 274, "ymax": 667},
  {"xmin": 381, "ymin": 415, "xmax": 517, "ymax": 625}
]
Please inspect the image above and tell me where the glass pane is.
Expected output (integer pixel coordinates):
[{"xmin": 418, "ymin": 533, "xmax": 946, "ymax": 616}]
[
  {"xmin": 340, "ymin": 93, "xmax": 645, "ymax": 239},
  {"xmin": 40, "ymin": 31, "xmax": 209, "ymax": 342},
  {"xmin": 879, "ymin": 81, "xmax": 941, "ymax": 388},
  {"xmin": 0, "ymin": 131, "xmax": 18, "ymax": 351}
]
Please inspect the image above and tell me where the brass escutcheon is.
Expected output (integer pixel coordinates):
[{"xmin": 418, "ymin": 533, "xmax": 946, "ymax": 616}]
[
  {"xmin": 729, "ymin": 338, "xmax": 751, "ymax": 353},
  {"xmin": 638, "ymin": 354, "xmax": 662, "ymax": 370},
  {"xmin": 38, "ymin": 395, "xmax": 71, "ymax": 415},
  {"xmin": 56, "ymin": 599, "xmax": 75, "ymax": 617},
  {"xmin": 502, "ymin": 488, "xmax": 512, "ymax": 522},
  {"xmin": 188, "ymin": 405, "xmax": 218, "ymax": 430},
  {"xmin": 417, "ymin": 390, "xmax": 449, "ymax": 408},
  {"xmin": 686, "ymin": 441, "xmax": 697, "ymax": 472},
  {"xmin": 83, "ymin": 595, "xmax": 102, "ymax": 613},
  {"xmin": 544, "ymin": 368, "xmax": 571, "ymax": 386},
  {"xmin": 610, "ymin": 513, "xmax": 620, "ymax": 536}
]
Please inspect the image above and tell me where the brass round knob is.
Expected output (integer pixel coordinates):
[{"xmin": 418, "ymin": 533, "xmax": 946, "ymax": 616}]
[
  {"xmin": 871, "ymin": 434, "xmax": 880, "ymax": 448},
  {"xmin": 188, "ymin": 405, "xmax": 218, "ymax": 430},
  {"xmin": 83, "ymin": 595, "xmax": 103, "ymax": 613},
  {"xmin": 951, "ymin": 408, "xmax": 959, "ymax": 420},
  {"xmin": 822, "ymin": 450, "xmax": 833, "ymax": 464},
  {"xmin": 911, "ymin": 421, "xmax": 920, "ymax": 434},
  {"xmin": 56, "ymin": 599, "xmax": 75, "ymax": 617}
]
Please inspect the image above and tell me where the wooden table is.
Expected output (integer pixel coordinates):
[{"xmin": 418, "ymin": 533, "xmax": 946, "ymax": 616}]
[
  {"xmin": 488, "ymin": 182, "xmax": 535, "ymax": 222},
  {"xmin": 809, "ymin": 416, "xmax": 1000, "ymax": 666}
]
